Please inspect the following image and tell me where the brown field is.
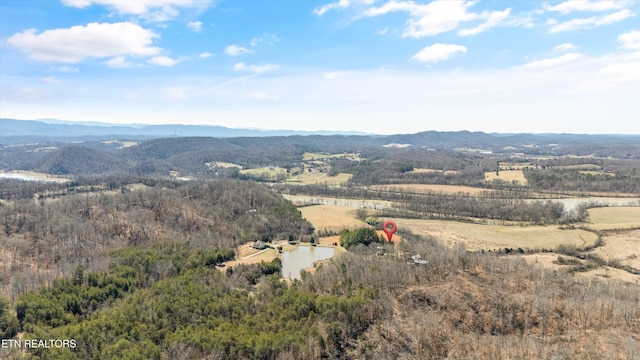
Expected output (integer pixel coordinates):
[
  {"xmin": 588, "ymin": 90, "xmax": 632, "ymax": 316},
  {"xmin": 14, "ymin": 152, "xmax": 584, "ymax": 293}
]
[
  {"xmin": 592, "ymin": 230, "xmax": 640, "ymax": 269},
  {"xmin": 389, "ymin": 218, "xmax": 598, "ymax": 251},
  {"xmin": 484, "ymin": 169, "xmax": 528, "ymax": 185},
  {"xmin": 299, "ymin": 204, "xmax": 369, "ymax": 231},
  {"xmin": 285, "ymin": 172, "xmax": 352, "ymax": 185},
  {"xmin": 520, "ymin": 253, "xmax": 639, "ymax": 283},
  {"xmin": 585, "ymin": 207, "xmax": 640, "ymax": 230},
  {"xmin": 367, "ymin": 184, "xmax": 493, "ymax": 196}
]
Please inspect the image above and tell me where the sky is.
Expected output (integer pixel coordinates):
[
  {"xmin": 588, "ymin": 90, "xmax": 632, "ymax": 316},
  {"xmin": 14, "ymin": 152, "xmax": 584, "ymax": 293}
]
[{"xmin": 1, "ymin": 0, "xmax": 639, "ymax": 135}]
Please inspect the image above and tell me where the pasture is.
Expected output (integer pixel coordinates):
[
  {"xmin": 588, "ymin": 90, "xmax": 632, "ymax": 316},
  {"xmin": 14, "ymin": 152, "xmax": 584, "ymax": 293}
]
[
  {"xmin": 484, "ymin": 169, "xmax": 528, "ymax": 185},
  {"xmin": 586, "ymin": 207, "xmax": 640, "ymax": 230},
  {"xmin": 390, "ymin": 218, "xmax": 598, "ymax": 251},
  {"xmin": 285, "ymin": 172, "xmax": 352, "ymax": 185},
  {"xmin": 298, "ymin": 204, "xmax": 370, "ymax": 232}
]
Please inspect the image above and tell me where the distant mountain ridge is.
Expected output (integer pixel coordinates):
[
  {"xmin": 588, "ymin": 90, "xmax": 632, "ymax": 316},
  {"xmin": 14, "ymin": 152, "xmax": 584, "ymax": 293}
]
[{"xmin": 0, "ymin": 118, "xmax": 372, "ymax": 140}]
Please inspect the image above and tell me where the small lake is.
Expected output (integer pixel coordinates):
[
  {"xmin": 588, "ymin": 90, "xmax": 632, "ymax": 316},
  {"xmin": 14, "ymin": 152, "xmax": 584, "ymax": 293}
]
[{"xmin": 281, "ymin": 246, "xmax": 335, "ymax": 280}]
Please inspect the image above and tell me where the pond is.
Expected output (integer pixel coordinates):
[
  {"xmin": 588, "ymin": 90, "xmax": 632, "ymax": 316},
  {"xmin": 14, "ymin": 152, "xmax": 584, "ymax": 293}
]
[{"xmin": 281, "ymin": 245, "xmax": 335, "ymax": 280}]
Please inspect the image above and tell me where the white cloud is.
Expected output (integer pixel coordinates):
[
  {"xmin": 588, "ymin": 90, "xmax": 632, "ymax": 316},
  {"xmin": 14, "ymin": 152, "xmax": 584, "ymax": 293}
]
[
  {"xmin": 553, "ymin": 43, "xmax": 578, "ymax": 52},
  {"xmin": 187, "ymin": 21, "xmax": 202, "ymax": 32},
  {"xmin": 225, "ymin": 45, "xmax": 254, "ymax": 56},
  {"xmin": 163, "ymin": 86, "xmax": 188, "ymax": 100},
  {"xmin": 365, "ymin": 1, "xmax": 475, "ymax": 37},
  {"xmin": 199, "ymin": 52, "xmax": 214, "ymax": 58},
  {"xmin": 458, "ymin": 8, "xmax": 511, "ymax": 36},
  {"xmin": 313, "ymin": 0, "xmax": 374, "ymax": 16},
  {"xmin": 42, "ymin": 76, "xmax": 60, "ymax": 83},
  {"xmin": 619, "ymin": 30, "xmax": 640, "ymax": 50},
  {"xmin": 323, "ymin": 72, "xmax": 345, "ymax": 80},
  {"xmin": 148, "ymin": 55, "xmax": 179, "ymax": 66},
  {"xmin": 412, "ymin": 43, "xmax": 467, "ymax": 64},
  {"xmin": 250, "ymin": 33, "xmax": 280, "ymax": 47},
  {"xmin": 250, "ymin": 92, "xmax": 278, "ymax": 100},
  {"xmin": 233, "ymin": 62, "xmax": 279, "ymax": 73},
  {"xmin": 6, "ymin": 22, "xmax": 161, "ymax": 63},
  {"xmin": 61, "ymin": 0, "xmax": 211, "ymax": 22},
  {"xmin": 520, "ymin": 53, "xmax": 583, "ymax": 68},
  {"xmin": 543, "ymin": 0, "xmax": 629, "ymax": 14},
  {"xmin": 105, "ymin": 55, "xmax": 134, "ymax": 68},
  {"xmin": 549, "ymin": 9, "xmax": 634, "ymax": 33},
  {"xmin": 54, "ymin": 65, "xmax": 79, "ymax": 73}
]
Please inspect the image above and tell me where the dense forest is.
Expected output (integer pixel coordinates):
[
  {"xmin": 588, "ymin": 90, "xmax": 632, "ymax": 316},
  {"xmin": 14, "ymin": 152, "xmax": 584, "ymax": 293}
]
[{"xmin": 1, "ymin": 179, "xmax": 313, "ymax": 302}]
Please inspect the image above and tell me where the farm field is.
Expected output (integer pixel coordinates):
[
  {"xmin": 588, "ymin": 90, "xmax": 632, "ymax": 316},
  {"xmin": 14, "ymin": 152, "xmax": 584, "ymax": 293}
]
[
  {"xmin": 285, "ymin": 172, "xmax": 352, "ymax": 185},
  {"xmin": 367, "ymin": 184, "xmax": 493, "ymax": 195},
  {"xmin": 484, "ymin": 169, "xmax": 528, "ymax": 185},
  {"xmin": 585, "ymin": 207, "xmax": 640, "ymax": 230},
  {"xmin": 389, "ymin": 218, "xmax": 598, "ymax": 251},
  {"xmin": 298, "ymin": 204, "xmax": 370, "ymax": 232}
]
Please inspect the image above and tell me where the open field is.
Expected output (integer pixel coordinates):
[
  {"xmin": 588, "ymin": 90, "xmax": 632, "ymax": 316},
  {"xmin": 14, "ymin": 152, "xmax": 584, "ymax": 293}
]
[
  {"xmin": 585, "ymin": 207, "xmax": 640, "ymax": 230},
  {"xmin": 240, "ymin": 166, "xmax": 287, "ymax": 179},
  {"xmin": 390, "ymin": 218, "xmax": 598, "ymax": 251},
  {"xmin": 302, "ymin": 152, "xmax": 360, "ymax": 161},
  {"xmin": 593, "ymin": 230, "xmax": 640, "ymax": 269},
  {"xmin": 101, "ymin": 140, "xmax": 138, "ymax": 148},
  {"xmin": 285, "ymin": 172, "xmax": 352, "ymax": 185},
  {"xmin": 367, "ymin": 184, "xmax": 493, "ymax": 196},
  {"xmin": 520, "ymin": 254, "xmax": 639, "ymax": 283},
  {"xmin": 298, "ymin": 204, "xmax": 370, "ymax": 231},
  {"xmin": 484, "ymin": 169, "xmax": 528, "ymax": 185}
]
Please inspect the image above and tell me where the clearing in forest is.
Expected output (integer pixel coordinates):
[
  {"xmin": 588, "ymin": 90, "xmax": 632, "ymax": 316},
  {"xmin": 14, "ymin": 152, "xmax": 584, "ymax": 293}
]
[
  {"xmin": 484, "ymin": 169, "xmax": 528, "ymax": 185},
  {"xmin": 299, "ymin": 204, "xmax": 369, "ymax": 232},
  {"xmin": 390, "ymin": 218, "xmax": 598, "ymax": 251},
  {"xmin": 286, "ymin": 172, "xmax": 352, "ymax": 185}
]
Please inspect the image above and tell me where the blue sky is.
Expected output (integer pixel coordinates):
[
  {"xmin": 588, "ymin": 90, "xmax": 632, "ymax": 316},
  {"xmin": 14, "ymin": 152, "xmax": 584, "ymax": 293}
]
[{"xmin": 1, "ymin": 0, "xmax": 639, "ymax": 134}]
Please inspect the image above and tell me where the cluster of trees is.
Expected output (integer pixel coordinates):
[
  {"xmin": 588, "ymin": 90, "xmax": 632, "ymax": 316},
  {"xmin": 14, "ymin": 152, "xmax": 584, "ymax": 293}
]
[
  {"xmin": 339, "ymin": 228, "xmax": 384, "ymax": 248},
  {"xmin": 524, "ymin": 167, "xmax": 640, "ymax": 194}
]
